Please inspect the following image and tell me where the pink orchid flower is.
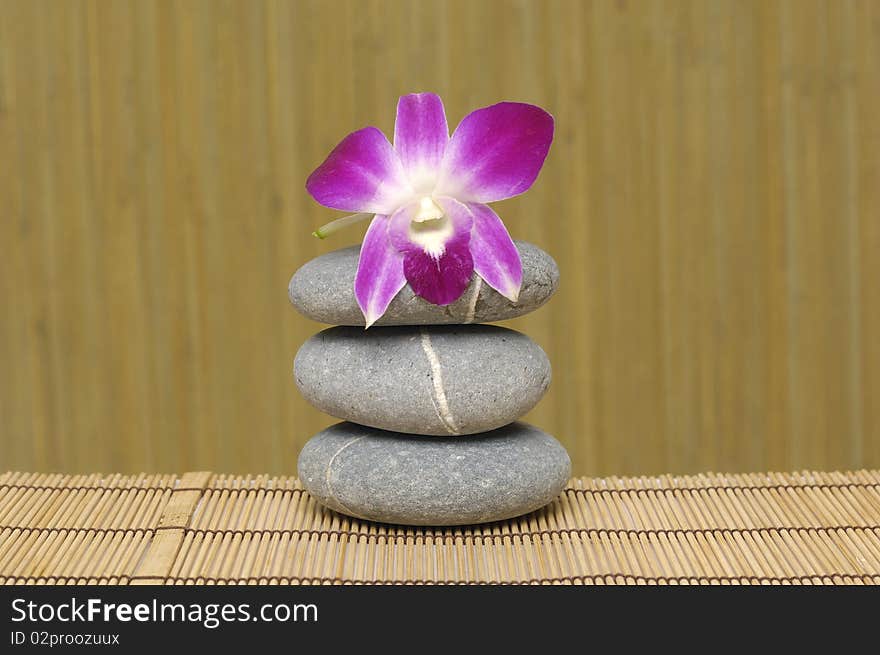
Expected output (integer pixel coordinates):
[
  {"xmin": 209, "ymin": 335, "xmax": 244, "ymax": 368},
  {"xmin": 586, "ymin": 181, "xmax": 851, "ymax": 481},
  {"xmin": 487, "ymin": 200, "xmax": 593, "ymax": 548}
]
[{"xmin": 306, "ymin": 93, "xmax": 554, "ymax": 327}]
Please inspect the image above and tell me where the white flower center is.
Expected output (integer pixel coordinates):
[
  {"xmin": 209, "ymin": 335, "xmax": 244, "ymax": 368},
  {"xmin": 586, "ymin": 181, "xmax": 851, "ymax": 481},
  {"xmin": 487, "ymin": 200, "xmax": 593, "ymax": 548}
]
[
  {"xmin": 413, "ymin": 196, "xmax": 444, "ymax": 223},
  {"xmin": 409, "ymin": 196, "xmax": 451, "ymax": 259}
]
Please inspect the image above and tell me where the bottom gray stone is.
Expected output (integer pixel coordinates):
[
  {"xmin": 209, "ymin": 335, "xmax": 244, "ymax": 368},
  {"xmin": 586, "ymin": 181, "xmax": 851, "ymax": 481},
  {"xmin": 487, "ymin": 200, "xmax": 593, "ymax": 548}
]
[{"xmin": 297, "ymin": 421, "xmax": 571, "ymax": 526}]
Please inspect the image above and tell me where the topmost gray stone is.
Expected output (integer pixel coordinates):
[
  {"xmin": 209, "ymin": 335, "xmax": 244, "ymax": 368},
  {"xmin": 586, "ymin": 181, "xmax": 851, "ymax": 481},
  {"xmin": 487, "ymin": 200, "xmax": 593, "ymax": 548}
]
[{"xmin": 288, "ymin": 240, "xmax": 558, "ymax": 326}]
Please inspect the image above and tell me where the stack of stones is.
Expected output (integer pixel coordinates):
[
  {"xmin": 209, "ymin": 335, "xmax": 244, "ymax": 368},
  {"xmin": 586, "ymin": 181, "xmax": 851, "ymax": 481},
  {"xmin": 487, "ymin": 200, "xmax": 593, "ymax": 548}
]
[{"xmin": 289, "ymin": 241, "xmax": 571, "ymax": 526}]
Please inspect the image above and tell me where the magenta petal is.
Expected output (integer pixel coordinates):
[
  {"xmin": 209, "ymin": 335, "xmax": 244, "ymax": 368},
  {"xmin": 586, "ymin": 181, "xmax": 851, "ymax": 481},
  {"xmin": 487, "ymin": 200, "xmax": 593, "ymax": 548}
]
[
  {"xmin": 403, "ymin": 245, "xmax": 474, "ymax": 306},
  {"xmin": 466, "ymin": 203, "xmax": 522, "ymax": 302},
  {"xmin": 393, "ymin": 93, "xmax": 448, "ymax": 191},
  {"xmin": 388, "ymin": 198, "xmax": 474, "ymax": 305},
  {"xmin": 355, "ymin": 216, "xmax": 406, "ymax": 327},
  {"xmin": 437, "ymin": 102, "xmax": 554, "ymax": 203},
  {"xmin": 306, "ymin": 127, "xmax": 411, "ymax": 214},
  {"xmin": 387, "ymin": 198, "xmax": 474, "ymax": 306}
]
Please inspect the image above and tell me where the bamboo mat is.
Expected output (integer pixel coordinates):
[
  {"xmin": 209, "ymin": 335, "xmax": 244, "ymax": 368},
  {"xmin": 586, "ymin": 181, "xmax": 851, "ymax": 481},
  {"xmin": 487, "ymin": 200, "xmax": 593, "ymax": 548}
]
[{"xmin": 2, "ymin": 470, "xmax": 880, "ymax": 585}]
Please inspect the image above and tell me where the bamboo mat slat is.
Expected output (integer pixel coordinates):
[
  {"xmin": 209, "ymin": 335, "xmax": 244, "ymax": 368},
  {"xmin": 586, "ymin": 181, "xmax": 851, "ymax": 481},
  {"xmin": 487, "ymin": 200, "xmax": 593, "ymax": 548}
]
[{"xmin": 2, "ymin": 470, "xmax": 880, "ymax": 585}]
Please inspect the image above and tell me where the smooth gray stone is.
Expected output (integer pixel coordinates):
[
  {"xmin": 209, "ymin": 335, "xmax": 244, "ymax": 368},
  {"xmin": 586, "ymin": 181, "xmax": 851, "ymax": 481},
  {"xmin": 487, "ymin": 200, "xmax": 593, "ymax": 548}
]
[
  {"xmin": 297, "ymin": 421, "xmax": 571, "ymax": 526},
  {"xmin": 294, "ymin": 324, "xmax": 551, "ymax": 436},
  {"xmin": 288, "ymin": 240, "xmax": 558, "ymax": 326}
]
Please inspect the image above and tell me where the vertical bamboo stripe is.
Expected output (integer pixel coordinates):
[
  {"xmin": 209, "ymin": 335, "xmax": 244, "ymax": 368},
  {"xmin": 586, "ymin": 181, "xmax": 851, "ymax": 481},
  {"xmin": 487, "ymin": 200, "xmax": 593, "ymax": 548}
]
[{"xmin": 129, "ymin": 471, "xmax": 212, "ymax": 585}]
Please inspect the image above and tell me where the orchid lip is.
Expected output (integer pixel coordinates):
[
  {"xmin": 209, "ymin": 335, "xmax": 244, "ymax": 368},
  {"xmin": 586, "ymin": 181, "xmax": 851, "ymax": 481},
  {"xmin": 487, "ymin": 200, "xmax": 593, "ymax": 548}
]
[
  {"xmin": 408, "ymin": 216, "xmax": 453, "ymax": 259},
  {"xmin": 395, "ymin": 197, "xmax": 456, "ymax": 260}
]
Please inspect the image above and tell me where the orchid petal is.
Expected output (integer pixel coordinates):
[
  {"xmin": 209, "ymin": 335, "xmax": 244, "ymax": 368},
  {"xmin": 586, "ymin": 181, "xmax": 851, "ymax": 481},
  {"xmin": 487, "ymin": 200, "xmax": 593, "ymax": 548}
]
[
  {"xmin": 306, "ymin": 127, "xmax": 411, "ymax": 214},
  {"xmin": 355, "ymin": 215, "xmax": 406, "ymax": 327},
  {"xmin": 437, "ymin": 102, "xmax": 554, "ymax": 203},
  {"xmin": 403, "ymin": 246, "xmax": 474, "ymax": 307},
  {"xmin": 466, "ymin": 203, "xmax": 522, "ymax": 302},
  {"xmin": 393, "ymin": 93, "xmax": 449, "ymax": 192},
  {"xmin": 389, "ymin": 198, "xmax": 474, "ymax": 306}
]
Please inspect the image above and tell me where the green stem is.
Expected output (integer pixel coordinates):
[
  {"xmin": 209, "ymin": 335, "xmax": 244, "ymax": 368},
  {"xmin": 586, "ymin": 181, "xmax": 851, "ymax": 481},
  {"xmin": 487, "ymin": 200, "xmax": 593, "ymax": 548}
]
[{"xmin": 312, "ymin": 212, "xmax": 371, "ymax": 239}]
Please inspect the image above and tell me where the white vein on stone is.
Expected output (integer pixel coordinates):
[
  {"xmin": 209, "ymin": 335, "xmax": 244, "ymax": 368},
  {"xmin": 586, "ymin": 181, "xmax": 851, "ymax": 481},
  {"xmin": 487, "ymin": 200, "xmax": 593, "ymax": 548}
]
[
  {"xmin": 419, "ymin": 328, "xmax": 460, "ymax": 435},
  {"xmin": 464, "ymin": 277, "xmax": 482, "ymax": 324},
  {"xmin": 325, "ymin": 435, "xmax": 366, "ymax": 516}
]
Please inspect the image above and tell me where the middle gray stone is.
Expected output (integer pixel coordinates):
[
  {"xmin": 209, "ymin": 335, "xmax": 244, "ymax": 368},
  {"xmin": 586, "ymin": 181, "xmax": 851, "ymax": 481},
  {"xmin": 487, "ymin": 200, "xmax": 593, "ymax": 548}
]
[{"xmin": 294, "ymin": 325, "xmax": 551, "ymax": 436}]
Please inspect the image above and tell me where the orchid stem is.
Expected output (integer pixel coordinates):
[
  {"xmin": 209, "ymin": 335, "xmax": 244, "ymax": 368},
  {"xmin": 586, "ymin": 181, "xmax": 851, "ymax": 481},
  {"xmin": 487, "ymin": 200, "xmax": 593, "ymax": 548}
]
[{"xmin": 312, "ymin": 212, "xmax": 371, "ymax": 239}]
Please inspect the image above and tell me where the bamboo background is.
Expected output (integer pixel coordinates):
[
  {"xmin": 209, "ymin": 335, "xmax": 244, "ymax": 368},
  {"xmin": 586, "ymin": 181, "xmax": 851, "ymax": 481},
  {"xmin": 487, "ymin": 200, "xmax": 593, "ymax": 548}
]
[{"xmin": 1, "ymin": 0, "xmax": 877, "ymax": 477}]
